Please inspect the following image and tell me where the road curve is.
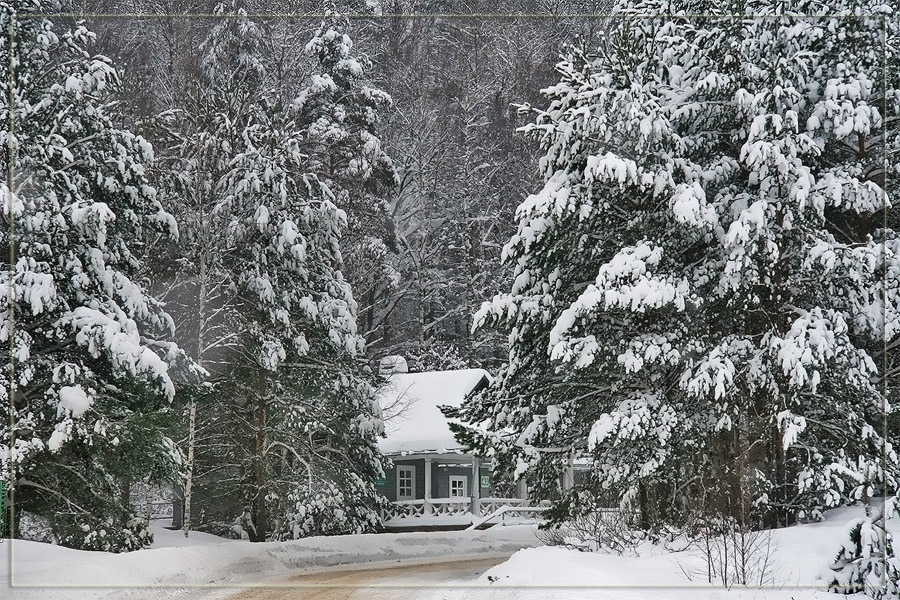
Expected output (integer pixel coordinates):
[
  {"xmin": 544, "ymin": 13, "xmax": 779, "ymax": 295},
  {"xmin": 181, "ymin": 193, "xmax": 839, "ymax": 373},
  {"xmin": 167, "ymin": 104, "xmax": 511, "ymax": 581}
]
[{"xmin": 224, "ymin": 554, "xmax": 509, "ymax": 600}]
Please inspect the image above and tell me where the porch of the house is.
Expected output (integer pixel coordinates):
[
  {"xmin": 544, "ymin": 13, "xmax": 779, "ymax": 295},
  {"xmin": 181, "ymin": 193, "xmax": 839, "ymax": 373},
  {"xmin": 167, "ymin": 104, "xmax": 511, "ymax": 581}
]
[{"xmin": 378, "ymin": 453, "xmax": 555, "ymax": 529}]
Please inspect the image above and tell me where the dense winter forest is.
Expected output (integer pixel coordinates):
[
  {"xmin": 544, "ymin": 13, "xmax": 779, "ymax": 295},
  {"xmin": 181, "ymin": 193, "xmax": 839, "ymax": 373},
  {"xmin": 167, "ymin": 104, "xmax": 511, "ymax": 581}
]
[
  {"xmin": 2, "ymin": 0, "xmax": 900, "ymax": 596},
  {"xmin": 2, "ymin": 0, "xmax": 614, "ymax": 546}
]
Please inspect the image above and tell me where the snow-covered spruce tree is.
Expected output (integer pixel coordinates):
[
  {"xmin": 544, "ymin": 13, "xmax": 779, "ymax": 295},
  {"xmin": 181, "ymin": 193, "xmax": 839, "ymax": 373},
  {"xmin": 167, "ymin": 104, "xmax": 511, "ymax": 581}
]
[
  {"xmin": 0, "ymin": 1, "xmax": 197, "ymax": 550},
  {"xmin": 450, "ymin": 0, "xmax": 899, "ymax": 532},
  {"xmin": 190, "ymin": 3, "xmax": 386, "ymax": 541},
  {"xmin": 295, "ymin": 12, "xmax": 398, "ymax": 345},
  {"xmin": 136, "ymin": 6, "xmax": 265, "ymax": 535},
  {"xmin": 829, "ymin": 499, "xmax": 900, "ymax": 599}
]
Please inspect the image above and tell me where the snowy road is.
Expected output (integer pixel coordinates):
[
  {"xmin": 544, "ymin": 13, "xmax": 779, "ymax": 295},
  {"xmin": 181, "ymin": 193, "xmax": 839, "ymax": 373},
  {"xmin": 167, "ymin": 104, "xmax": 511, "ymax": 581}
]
[{"xmin": 222, "ymin": 555, "xmax": 509, "ymax": 600}]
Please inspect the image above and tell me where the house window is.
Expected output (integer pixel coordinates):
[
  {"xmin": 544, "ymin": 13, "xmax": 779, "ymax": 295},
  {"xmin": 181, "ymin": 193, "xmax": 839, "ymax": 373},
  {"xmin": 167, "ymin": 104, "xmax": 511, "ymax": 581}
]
[
  {"xmin": 397, "ymin": 466, "xmax": 415, "ymax": 500},
  {"xmin": 449, "ymin": 475, "xmax": 467, "ymax": 498}
]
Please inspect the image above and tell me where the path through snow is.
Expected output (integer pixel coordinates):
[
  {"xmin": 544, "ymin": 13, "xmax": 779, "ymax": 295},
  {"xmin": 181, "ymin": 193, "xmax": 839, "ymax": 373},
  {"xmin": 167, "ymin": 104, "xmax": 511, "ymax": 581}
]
[{"xmin": 223, "ymin": 555, "xmax": 509, "ymax": 600}]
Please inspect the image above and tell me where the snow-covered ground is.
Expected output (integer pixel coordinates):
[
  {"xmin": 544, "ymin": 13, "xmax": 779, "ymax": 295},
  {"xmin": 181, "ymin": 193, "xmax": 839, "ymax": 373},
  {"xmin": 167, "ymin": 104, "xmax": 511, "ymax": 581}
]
[
  {"xmin": 3, "ymin": 505, "xmax": 896, "ymax": 600},
  {"xmin": 3, "ymin": 521, "xmax": 541, "ymax": 599},
  {"xmin": 426, "ymin": 504, "xmax": 899, "ymax": 600}
]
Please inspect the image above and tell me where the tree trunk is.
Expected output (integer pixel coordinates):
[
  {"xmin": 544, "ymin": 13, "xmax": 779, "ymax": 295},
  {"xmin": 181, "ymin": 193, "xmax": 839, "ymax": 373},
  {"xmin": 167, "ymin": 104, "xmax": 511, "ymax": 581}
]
[
  {"xmin": 249, "ymin": 375, "xmax": 268, "ymax": 542},
  {"xmin": 638, "ymin": 480, "xmax": 650, "ymax": 530},
  {"xmin": 182, "ymin": 397, "xmax": 197, "ymax": 537},
  {"xmin": 417, "ymin": 279, "xmax": 426, "ymax": 344},
  {"xmin": 183, "ymin": 181, "xmax": 209, "ymax": 537},
  {"xmin": 734, "ymin": 421, "xmax": 746, "ymax": 530},
  {"xmin": 365, "ymin": 285, "xmax": 375, "ymax": 337},
  {"xmin": 119, "ymin": 479, "xmax": 131, "ymax": 514},
  {"xmin": 770, "ymin": 424, "xmax": 784, "ymax": 529}
]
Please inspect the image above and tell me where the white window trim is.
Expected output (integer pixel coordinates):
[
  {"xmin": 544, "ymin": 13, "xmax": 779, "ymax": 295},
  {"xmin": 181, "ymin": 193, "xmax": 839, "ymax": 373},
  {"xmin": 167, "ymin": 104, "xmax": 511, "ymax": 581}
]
[
  {"xmin": 449, "ymin": 475, "xmax": 468, "ymax": 498},
  {"xmin": 397, "ymin": 465, "xmax": 416, "ymax": 500}
]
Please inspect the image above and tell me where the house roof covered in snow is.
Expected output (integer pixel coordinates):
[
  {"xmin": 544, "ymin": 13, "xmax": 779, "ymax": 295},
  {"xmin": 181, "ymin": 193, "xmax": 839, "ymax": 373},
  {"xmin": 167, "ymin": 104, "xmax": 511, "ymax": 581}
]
[{"xmin": 377, "ymin": 368, "xmax": 491, "ymax": 455}]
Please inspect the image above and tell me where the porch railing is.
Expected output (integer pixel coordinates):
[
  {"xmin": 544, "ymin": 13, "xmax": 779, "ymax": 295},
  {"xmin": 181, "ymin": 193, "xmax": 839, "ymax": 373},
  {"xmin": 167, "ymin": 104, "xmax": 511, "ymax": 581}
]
[
  {"xmin": 380, "ymin": 496, "xmax": 549, "ymax": 524},
  {"xmin": 477, "ymin": 497, "xmax": 549, "ymax": 514},
  {"xmin": 381, "ymin": 497, "xmax": 472, "ymax": 521}
]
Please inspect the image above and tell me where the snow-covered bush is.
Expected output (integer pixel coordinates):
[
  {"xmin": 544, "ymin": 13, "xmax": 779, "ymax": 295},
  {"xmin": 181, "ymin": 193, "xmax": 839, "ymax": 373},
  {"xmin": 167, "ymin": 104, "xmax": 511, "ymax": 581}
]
[
  {"xmin": 18, "ymin": 507, "xmax": 154, "ymax": 553},
  {"xmin": 403, "ymin": 339, "xmax": 471, "ymax": 372},
  {"xmin": 537, "ymin": 487, "xmax": 642, "ymax": 554},
  {"xmin": 17, "ymin": 512, "xmax": 57, "ymax": 544},
  {"xmin": 537, "ymin": 509, "xmax": 639, "ymax": 555},
  {"xmin": 195, "ymin": 518, "xmax": 243, "ymax": 541},
  {"xmin": 829, "ymin": 500, "xmax": 900, "ymax": 599},
  {"xmin": 275, "ymin": 476, "xmax": 386, "ymax": 539},
  {"xmin": 52, "ymin": 514, "xmax": 152, "ymax": 554}
]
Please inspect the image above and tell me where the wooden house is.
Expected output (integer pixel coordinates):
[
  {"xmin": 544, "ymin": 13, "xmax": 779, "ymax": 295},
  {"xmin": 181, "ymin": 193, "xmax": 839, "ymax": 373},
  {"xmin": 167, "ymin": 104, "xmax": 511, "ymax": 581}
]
[{"xmin": 376, "ymin": 357, "xmax": 541, "ymax": 529}]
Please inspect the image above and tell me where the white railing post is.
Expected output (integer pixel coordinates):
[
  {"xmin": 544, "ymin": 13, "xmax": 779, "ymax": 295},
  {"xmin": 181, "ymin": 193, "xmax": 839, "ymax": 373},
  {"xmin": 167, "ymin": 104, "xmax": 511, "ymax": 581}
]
[
  {"xmin": 471, "ymin": 457, "xmax": 481, "ymax": 516},
  {"xmin": 424, "ymin": 458, "xmax": 433, "ymax": 515}
]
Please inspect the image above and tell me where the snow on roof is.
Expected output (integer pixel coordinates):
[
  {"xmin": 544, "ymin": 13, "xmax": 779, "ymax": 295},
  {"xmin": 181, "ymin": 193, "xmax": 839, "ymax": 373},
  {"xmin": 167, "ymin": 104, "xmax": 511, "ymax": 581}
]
[{"xmin": 377, "ymin": 368, "xmax": 490, "ymax": 455}]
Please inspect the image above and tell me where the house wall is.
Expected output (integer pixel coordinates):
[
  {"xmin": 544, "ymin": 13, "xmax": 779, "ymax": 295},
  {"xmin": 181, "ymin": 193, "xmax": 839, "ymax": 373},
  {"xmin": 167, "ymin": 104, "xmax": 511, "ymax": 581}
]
[
  {"xmin": 385, "ymin": 458, "xmax": 494, "ymax": 501},
  {"xmin": 434, "ymin": 463, "xmax": 492, "ymax": 498}
]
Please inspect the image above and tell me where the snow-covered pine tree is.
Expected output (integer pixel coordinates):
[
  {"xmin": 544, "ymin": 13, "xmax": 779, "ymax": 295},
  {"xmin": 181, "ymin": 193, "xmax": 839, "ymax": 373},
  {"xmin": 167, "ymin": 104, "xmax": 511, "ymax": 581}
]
[
  {"xmin": 135, "ymin": 0, "xmax": 281, "ymax": 537},
  {"xmin": 829, "ymin": 499, "xmax": 900, "ymax": 599},
  {"xmin": 451, "ymin": 0, "xmax": 899, "ymax": 531},
  {"xmin": 295, "ymin": 11, "xmax": 398, "ymax": 346},
  {"xmin": 188, "ymin": 2, "xmax": 386, "ymax": 541},
  {"xmin": 0, "ymin": 1, "xmax": 197, "ymax": 550}
]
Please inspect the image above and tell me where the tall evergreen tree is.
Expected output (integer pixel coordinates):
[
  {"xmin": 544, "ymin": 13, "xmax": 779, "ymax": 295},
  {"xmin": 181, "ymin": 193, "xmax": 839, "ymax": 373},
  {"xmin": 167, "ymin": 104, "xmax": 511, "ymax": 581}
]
[
  {"xmin": 295, "ymin": 11, "xmax": 398, "ymax": 349},
  {"xmin": 452, "ymin": 0, "xmax": 899, "ymax": 531},
  {"xmin": 142, "ymin": 27, "xmax": 244, "ymax": 537},
  {"xmin": 0, "ymin": 0, "xmax": 197, "ymax": 550},
  {"xmin": 168, "ymin": 3, "xmax": 387, "ymax": 541}
]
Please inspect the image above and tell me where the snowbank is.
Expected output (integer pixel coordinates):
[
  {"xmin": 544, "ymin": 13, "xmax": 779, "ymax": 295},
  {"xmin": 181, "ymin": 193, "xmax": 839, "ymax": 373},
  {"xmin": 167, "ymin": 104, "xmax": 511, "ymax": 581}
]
[
  {"xmin": 6, "ymin": 505, "xmax": 897, "ymax": 600},
  {"xmin": 147, "ymin": 523, "xmax": 238, "ymax": 549},
  {"xmin": 3, "ymin": 522, "xmax": 540, "ymax": 599},
  {"xmin": 423, "ymin": 504, "xmax": 897, "ymax": 600}
]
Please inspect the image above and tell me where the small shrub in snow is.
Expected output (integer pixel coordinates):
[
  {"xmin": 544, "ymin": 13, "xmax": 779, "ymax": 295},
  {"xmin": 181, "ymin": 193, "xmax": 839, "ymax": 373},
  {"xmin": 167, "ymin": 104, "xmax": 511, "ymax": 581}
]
[
  {"xmin": 686, "ymin": 515, "xmax": 777, "ymax": 588},
  {"xmin": 537, "ymin": 499, "xmax": 641, "ymax": 555},
  {"xmin": 403, "ymin": 339, "xmax": 470, "ymax": 372},
  {"xmin": 563, "ymin": 510, "xmax": 640, "ymax": 555},
  {"xmin": 53, "ymin": 515, "xmax": 152, "ymax": 553},
  {"xmin": 17, "ymin": 512, "xmax": 57, "ymax": 544}
]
